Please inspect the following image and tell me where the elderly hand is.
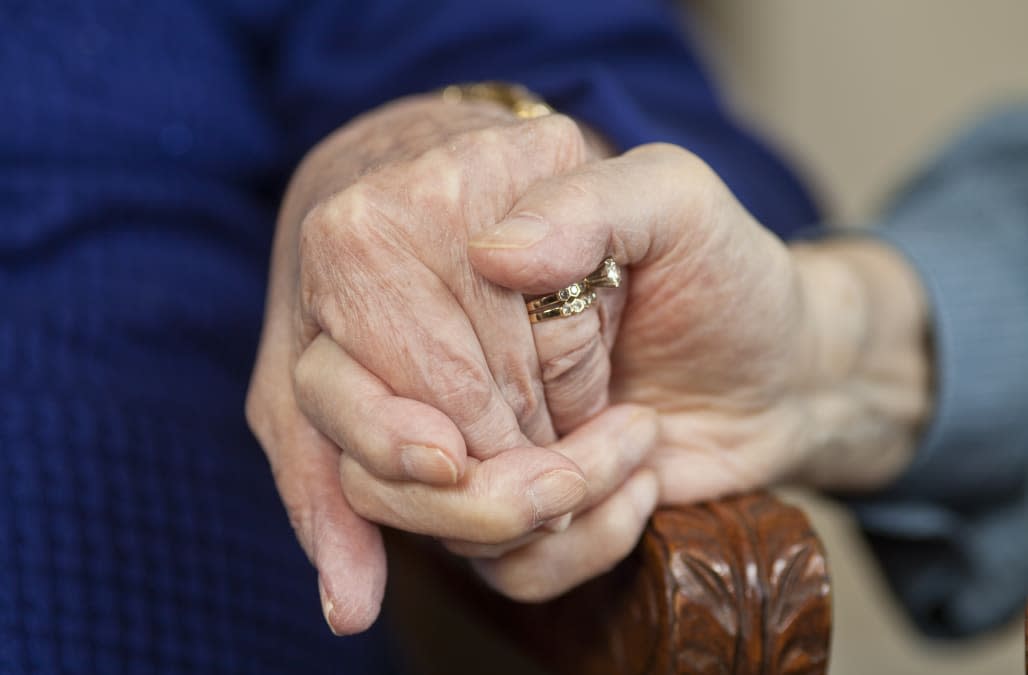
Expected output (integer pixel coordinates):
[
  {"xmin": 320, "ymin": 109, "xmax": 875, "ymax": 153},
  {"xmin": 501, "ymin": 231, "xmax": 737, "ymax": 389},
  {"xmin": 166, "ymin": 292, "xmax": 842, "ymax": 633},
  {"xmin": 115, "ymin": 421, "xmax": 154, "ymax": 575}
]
[
  {"xmin": 246, "ymin": 96, "xmax": 658, "ymax": 634},
  {"xmin": 470, "ymin": 143, "xmax": 932, "ymax": 524}
]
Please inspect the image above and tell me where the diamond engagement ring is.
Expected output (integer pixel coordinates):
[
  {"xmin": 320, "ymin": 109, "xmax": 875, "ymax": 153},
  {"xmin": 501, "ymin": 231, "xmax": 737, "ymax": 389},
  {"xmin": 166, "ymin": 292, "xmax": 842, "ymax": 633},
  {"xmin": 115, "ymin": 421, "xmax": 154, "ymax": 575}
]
[
  {"xmin": 584, "ymin": 257, "xmax": 622, "ymax": 288},
  {"xmin": 525, "ymin": 257, "xmax": 622, "ymax": 323}
]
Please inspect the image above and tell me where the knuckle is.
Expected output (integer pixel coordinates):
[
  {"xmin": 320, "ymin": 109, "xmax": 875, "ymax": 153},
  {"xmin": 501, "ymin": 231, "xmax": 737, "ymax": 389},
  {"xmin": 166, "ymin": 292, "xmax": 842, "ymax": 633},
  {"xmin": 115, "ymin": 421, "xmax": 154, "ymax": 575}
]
[
  {"xmin": 458, "ymin": 126, "xmax": 507, "ymax": 155},
  {"xmin": 299, "ymin": 182, "xmax": 384, "ymax": 263},
  {"xmin": 243, "ymin": 370, "xmax": 288, "ymax": 455},
  {"xmin": 496, "ymin": 363, "xmax": 544, "ymax": 425},
  {"xmin": 638, "ymin": 142, "xmax": 717, "ymax": 191},
  {"xmin": 431, "ymin": 353, "xmax": 495, "ymax": 419},
  {"xmin": 435, "ymin": 372, "xmax": 492, "ymax": 416},
  {"xmin": 535, "ymin": 113, "xmax": 587, "ymax": 163},
  {"xmin": 630, "ymin": 142, "xmax": 720, "ymax": 227},
  {"xmin": 539, "ymin": 331, "xmax": 610, "ymax": 435},
  {"xmin": 298, "ymin": 183, "xmax": 402, "ymax": 325},
  {"xmin": 291, "ymin": 349, "xmax": 318, "ymax": 405},
  {"xmin": 297, "ymin": 203, "xmax": 333, "ymax": 267},
  {"xmin": 539, "ymin": 326, "xmax": 605, "ymax": 383},
  {"xmin": 634, "ymin": 141, "xmax": 702, "ymax": 169},
  {"xmin": 405, "ymin": 146, "xmax": 465, "ymax": 215}
]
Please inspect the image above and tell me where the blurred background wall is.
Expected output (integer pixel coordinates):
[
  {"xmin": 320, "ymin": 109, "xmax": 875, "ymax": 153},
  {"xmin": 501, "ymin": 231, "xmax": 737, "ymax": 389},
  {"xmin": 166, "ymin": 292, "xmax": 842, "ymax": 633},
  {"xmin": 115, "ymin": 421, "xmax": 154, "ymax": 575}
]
[
  {"xmin": 683, "ymin": 2, "xmax": 1028, "ymax": 673},
  {"xmin": 686, "ymin": 0, "xmax": 1028, "ymax": 224}
]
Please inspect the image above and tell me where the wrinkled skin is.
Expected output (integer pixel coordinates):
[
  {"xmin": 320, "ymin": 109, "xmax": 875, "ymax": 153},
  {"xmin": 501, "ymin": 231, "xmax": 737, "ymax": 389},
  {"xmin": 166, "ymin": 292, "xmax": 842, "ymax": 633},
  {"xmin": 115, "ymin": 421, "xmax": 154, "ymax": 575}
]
[
  {"xmin": 471, "ymin": 142, "xmax": 927, "ymax": 517},
  {"xmin": 470, "ymin": 144, "xmax": 811, "ymax": 502},
  {"xmin": 248, "ymin": 98, "xmax": 929, "ymax": 634},
  {"xmin": 247, "ymin": 97, "xmax": 657, "ymax": 634}
]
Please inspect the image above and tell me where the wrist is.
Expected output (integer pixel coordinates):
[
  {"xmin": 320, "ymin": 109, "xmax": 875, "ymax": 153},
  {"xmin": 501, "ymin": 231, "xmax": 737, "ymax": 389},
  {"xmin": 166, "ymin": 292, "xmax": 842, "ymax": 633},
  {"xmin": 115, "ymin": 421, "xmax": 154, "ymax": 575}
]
[{"xmin": 789, "ymin": 238, "xmax": 933, "ymax": 491}]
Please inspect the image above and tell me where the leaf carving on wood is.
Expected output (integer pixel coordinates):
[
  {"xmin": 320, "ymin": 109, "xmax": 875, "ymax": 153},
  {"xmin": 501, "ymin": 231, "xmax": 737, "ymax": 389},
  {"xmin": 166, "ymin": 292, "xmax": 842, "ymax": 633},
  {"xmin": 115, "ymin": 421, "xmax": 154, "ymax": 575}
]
[
  {"xmin": 644, "ymin": 493, "xmax": 831, "ymax": 675},
  {"xmin": 384, "ymin": 491, "xmax": 831, "ymax": 675}
]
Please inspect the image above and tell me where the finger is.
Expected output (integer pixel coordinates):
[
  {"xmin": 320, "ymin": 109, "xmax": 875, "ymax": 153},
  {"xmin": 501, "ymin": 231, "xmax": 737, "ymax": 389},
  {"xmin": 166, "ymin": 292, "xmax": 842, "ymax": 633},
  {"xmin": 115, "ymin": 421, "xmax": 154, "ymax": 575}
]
[
  {"xmin": 301, "ymin": 241, "xmax": 531, "ymax": 459},
  {"xmin": 302, "ymin": 114, "xmax": 593, "ymax": 458},
  {"xmin": 467, "ymin": 142, "xmax": 714, "ymax": 294},
  {"xmin": 440, "ymin": 404, "xmax": 658, "ymax": 558},
  {"xmin": 449, "ymin": 272, "xmax": 557, "ymax": 446},
  {"xmin": 254, "ymin": 411, "xmax": 386, "ymax": 635},
  {"xmin": 294, "ymin": 333, "xmax": 467, "ymax": 485},
  {"xmin": 648, "ymin": 410, "xmax": 802, "ymax": 503},
  {"xmin": 473, "ymin": 469, "xmax": 659, "ymax": 603},
  {"xmin": 419, "ymin": 114, "xmax": 595, "ymax": 445},
  {"xmin": 466, "ymin": 143, "xmax": 694, "ymax": 434},
  {"xmin": 529, "ymin": 291, "xmax": 625, "ymax": 435},
  {"xmin": 340, "ymin": 446, "xmax": 588, "ymax": 544},
  {"xmin": 248, "ymin": 309, "xmax": 387, "ymax": 636}
]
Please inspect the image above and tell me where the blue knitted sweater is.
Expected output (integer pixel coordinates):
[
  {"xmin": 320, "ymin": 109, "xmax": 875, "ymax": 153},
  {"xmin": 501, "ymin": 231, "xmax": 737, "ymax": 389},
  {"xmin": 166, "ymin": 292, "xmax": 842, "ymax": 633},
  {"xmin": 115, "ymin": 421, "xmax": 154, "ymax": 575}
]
[
  {"xmin": 0, "ymin": 2, "xmax": 813, "ymax": 672},
  {"xmin": 4, "ymin": 1, "xmax": 1026, "ymax": 672}
]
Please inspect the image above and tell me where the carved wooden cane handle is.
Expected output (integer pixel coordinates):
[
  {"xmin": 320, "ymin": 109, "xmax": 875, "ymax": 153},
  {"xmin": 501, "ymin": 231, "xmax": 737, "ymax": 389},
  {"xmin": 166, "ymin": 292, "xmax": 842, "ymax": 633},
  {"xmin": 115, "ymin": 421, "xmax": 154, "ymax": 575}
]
[
  {"xmin": 536, "ymin": 492, "xmax": 833, "ymax": 675},
  {"xmin": 387, "ymin": 491, "xmax": 832, "ymax": 675},
  {"xmin": 645, "ymin": 493, "xmax": 832, "ymax": 675}
]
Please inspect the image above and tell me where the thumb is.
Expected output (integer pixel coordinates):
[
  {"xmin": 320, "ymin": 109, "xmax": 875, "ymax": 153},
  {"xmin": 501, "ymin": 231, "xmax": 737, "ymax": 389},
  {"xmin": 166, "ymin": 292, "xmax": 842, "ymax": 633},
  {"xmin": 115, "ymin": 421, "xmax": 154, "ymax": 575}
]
[{"xmin": 468, "ymin": 143, "xmax": 712, "ymax": 294}]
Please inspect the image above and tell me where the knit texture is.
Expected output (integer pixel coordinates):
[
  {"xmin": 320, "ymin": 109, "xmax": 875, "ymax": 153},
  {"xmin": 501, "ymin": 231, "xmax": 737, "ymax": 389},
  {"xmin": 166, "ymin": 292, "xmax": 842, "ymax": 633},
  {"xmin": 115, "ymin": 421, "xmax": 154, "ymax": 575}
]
[{"xmin": 0, "ymin": 1, "xmax": 817, "ymax": 672}]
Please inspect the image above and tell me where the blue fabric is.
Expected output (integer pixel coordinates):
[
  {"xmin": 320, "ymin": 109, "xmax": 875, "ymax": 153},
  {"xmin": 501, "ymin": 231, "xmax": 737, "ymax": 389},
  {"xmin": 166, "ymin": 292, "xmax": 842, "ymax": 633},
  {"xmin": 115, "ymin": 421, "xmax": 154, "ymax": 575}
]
[
  {"xmin": 851, "ymin": 105, "xmax": 1028, "ymax": 637},
  {"xmin": 0, "ymin": 1, "xmax": 817, "ymax": 672}
]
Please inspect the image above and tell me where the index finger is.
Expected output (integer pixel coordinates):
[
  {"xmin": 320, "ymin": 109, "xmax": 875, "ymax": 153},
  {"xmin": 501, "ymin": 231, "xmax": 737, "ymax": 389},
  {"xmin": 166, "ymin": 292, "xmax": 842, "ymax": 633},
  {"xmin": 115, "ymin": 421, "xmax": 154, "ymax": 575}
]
[{"xmin": 298, "ymin": 116, "xmax": 593, "ymax": 458}]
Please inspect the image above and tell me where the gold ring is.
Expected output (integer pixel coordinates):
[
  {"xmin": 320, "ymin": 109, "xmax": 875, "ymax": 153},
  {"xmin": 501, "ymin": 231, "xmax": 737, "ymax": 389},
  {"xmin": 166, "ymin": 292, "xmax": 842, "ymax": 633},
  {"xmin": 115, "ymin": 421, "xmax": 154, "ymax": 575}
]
[
  {"xmin": 525, "ymin": 280, "xmax": 589, "ymax": 313},
  {"xmin": 528, "ymin": 290, "xmax": 598, "ymax": 324},
  {"xmin": 525, "ymin": 258, "xmax": 622, "ymax": 323}
]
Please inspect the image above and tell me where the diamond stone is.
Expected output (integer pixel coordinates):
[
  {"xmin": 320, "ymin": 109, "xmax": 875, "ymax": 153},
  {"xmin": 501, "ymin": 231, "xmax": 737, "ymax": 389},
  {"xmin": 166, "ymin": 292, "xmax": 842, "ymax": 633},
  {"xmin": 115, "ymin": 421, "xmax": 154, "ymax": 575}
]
[{"xmin": 603, "ymin": 260, "xmax": 621, "ymax": 287}]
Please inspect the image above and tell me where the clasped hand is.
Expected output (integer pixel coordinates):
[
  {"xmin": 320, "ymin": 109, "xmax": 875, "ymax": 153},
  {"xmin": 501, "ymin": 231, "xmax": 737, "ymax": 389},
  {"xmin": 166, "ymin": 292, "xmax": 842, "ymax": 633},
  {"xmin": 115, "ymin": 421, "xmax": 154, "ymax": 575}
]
[{"xmin": 246, "ymin": 95, "xmax": 928, "ymax": 635}]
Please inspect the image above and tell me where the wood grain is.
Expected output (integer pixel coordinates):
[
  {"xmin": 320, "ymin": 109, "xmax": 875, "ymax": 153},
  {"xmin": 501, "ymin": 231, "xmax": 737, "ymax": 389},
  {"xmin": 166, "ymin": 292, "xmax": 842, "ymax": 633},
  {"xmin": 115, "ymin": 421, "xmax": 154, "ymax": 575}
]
[{"xmin": 387, "ymin": 491, "xmax": 832, "ymax": 675}]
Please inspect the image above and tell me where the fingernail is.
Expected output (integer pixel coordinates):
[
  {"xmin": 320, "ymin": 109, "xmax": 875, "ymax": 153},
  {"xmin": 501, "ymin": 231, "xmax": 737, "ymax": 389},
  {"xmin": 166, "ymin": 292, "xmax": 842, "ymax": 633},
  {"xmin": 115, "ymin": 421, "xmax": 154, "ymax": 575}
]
[
  {"xmin": 543, "ymin": 512, "xmax": 573, "ymax": 533},
  {"xmin": 627, "ymin": 471, "xmax": 659, "ymax": 516},
  {"xmin": 469, "ymin": 216, "xmax": 549, "ymax": 249},
  {"xmin": 318, "ymin": 577, "xmax": 341, "ymax": 636},
  {"xmin": 528, "ymin": 469, "xmax": 586, "ymax": 524},
  {"xmin": 400, "ymin": 445, "xmax": 459, "ymax": 484}
]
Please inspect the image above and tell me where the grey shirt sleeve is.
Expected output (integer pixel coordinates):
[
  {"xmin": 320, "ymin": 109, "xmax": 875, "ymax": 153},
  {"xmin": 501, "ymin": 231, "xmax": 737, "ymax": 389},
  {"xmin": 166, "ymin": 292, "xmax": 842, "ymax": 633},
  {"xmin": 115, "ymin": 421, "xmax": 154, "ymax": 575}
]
[{"xmin": 845, "ymin": 104, "xmax": 1028, "ymax": 637}]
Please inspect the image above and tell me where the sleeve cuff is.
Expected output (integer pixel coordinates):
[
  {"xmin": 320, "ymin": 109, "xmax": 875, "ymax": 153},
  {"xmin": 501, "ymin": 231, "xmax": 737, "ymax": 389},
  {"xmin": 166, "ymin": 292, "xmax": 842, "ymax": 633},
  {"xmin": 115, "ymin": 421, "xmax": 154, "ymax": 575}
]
[{"xmin": 870, "ymin": 178, "xmax": 1028, "ymax": 505}]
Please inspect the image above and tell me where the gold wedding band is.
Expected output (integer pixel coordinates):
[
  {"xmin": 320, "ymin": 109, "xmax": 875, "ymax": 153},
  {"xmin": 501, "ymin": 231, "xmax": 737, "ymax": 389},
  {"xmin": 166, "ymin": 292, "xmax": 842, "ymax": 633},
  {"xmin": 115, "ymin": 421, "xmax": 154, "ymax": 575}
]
[
  {"xmin": 524, "ymin": 281, "xmax": 589, "ymax": 313},
  {"xmin": 528, "ymin": 291, "xmax": 598, "ymax": 324},
  {"xmin": 525, "ymin": 258, "xmax": 622, "ymax": 323}
]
